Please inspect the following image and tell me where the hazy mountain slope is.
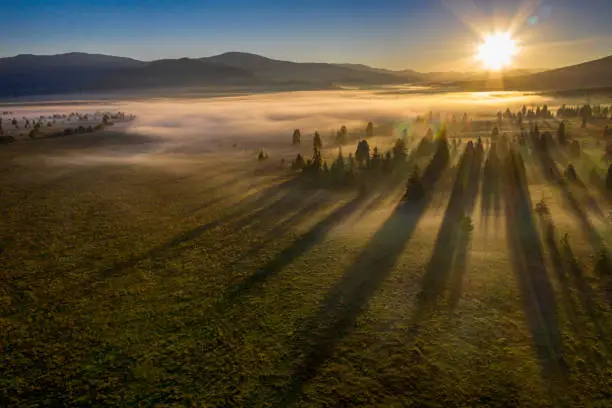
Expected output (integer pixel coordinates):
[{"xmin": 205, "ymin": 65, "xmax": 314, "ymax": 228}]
[
  {"xmin": 455, "ymin": 55, "xmax": 612, "ymax": 90},
  {"xmin": 0, "ymin": 53, "xmax": 143, "ymax": 96},
  {"xmin": 93, "ymin": 58, "xmax": 256, "ymax": 90},
  {"xmin": 203, "ymin": 52, "xmax": 418, "ymax": 84}
]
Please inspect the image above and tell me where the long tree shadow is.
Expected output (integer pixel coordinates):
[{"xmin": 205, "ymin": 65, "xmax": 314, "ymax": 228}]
[
  {"xmin": 551, "ymin": 147, "xmax": 605, "ymax": 219},
  {"xmin": 448, "ymin": 145, "xmax": 483, "ymax": 309},
  {"xmin": 480, "ymin": 144, "xmax": 501, "ymax": 232},
  {"xmin": 248, "ymin": 137, "xmax": 453, "ymax": 406},
  {"xmin": 417, "ymin": 144, "xmax": 475, "ymax": 311},
  {"xmin": 560, "ymin": 239, "xmax": 611, "ymax": 354},
  {"xmin": 503, "ymin": 149, "xmax": 566, "ymax": 385},
  {"xmin": 224, "ymin": 192, "xmax": 331, "ymax": 267},
  {"xmin": 215, "ymin": 194, "xmax": 365, "ymax": 311},
  {"xmin": 537, "ymin": 213, "xmax": 591, "ymax": 355},
  {"xmin": 68, "ymin": 176, "xmax": 304, "ymax": 295},
  {"xmin": 533, "ymin": 148, "xmax": 603, "ymax": 250}
]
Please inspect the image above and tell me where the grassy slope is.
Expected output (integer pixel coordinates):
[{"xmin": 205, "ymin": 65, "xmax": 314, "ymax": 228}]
[{"xmin": 1, "ymin": 120, "xmax": 612, "ymax": 407}]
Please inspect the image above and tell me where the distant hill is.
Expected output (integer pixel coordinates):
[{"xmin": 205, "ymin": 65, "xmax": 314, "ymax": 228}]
[
  {"xmin": 454, "ymin": 56, "xmax": 612, "ymax": 91},
  {"xmin": 202, "ymin": 52, "xmax": 419, "ymax": 85},
  {"xmin": 94, "ymin": 58, "xmax": 255, "ymax": 90},
  {"xmin": 0, "ymin": 53, "xmax": 143, "ymax": 96},
  {"xmin": 0, "ymin": 51, "xmax": 610, "ymax": 97}
]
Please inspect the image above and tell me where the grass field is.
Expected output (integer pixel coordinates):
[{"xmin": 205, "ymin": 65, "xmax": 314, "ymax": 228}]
[{"xmin": 1, "ymin": 94, "xmax": 612, "ymax": 407}]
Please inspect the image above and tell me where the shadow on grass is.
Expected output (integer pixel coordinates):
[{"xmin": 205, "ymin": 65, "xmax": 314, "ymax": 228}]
[
  {"xmin": 503, "ymin": 149, "xmax": 567, "ymax": 384},
  {"xmin": 552, "ymin": 147, "xmax": 605, "ymax": 219},
  {"xmin": 416, "ymin": 146, "xmax": 475, "ymax": 311},
  {"xmin": 480, "ymin": 147, "xmax": 501, "ymax": 232},
  {"xmin": 248, "ymin": 139, "xmax": 452, "ymax": 406},
  {"xmin": 560, "ymin": 239, "xmax": 611, "ymax": 354},
  {"xmin": 533, "ymin": 148, "xmax": 603, "ymax": 250},
  {"xmin": 71, "ymin": 176, "xmax": 304, "ymax": 294},
  {"xmin": 448, "ymin": 146, "xmax": 483, "ymax": 310},
  {"xmin": 215, "ymin": 194, "xmax": 364, "ymax": 310}
]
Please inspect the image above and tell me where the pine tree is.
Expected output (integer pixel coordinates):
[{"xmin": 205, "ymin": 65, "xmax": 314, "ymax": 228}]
[
  {"xmin": 292, "ymin": 153, "xmax": 306, "ymax": 170},
  {"xmin": 355, "ymin": 140, "xmax": 370, "ymax": 168},
  {"xmin": 371, "ymin": 147, "xmax": 382, "ymax": 170},
  {"xmin": 403, "ymin": 164, "xmax": 424, "ymax": 201},
  {"xmin": 365, "ymin": 122, "xmax": 374, "ymax": 138},
  {"xmin": 313, "ymin": 131, "xmax": 322, "ymax": 150},
  {"xmin": 392, "ymin": 138, "xmax": 407, "ymax": 164},
  {"xmin": 292, "ymin": 129, "xmax": 301, "ymax": 145},
  {"xmin": 557, "ymin": 121, "xmax": 567, "ymax": 145}
]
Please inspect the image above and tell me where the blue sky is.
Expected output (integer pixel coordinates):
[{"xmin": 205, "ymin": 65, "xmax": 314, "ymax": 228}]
[{"xmin": 2, "ymin": 0, "xmax": 611, "ymax": 70}]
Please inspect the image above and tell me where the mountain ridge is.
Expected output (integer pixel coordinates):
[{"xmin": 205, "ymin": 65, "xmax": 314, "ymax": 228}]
[{"xmin": 0, "ymin": 51, "xmax": 610, "ymax": 97}]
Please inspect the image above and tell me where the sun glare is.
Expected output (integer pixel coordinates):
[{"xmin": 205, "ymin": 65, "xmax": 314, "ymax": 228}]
[{"xmin": 477, "ymin": 32, "xmax": 517, "ymax": 71}]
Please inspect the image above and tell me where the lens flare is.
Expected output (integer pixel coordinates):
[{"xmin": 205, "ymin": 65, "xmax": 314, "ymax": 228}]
[{"xmin": 477, "ymin": 32, "xmax": 517, "ymax": 71}]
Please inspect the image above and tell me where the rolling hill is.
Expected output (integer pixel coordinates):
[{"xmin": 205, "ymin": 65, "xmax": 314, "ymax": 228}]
[
  {"xmin": 0, "ymin": 51, "xmax": 610, "ymax": 97},
  {"xmin": 454, "ymin": 55, "xmax": 612, "ymax": 91}
]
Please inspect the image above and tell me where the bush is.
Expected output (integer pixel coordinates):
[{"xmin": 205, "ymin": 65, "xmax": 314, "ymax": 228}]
[
  {"xmin": 28, "ymin": 128, "xmax": 42, "ymax": 139},
  {"xmin": 535, "ymin": 198, "xmax": 550, "ymax": 217},
  {"xmin": 564, "ymin": 164, "xmax": 578, "ymax": 182}
]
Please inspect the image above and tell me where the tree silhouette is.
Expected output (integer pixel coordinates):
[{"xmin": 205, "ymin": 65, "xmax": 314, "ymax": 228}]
[
  {"xmin": 355, "ymin": 140, "xmax": 370, "ymax": 168},
  {"xmin": 292, "ymin": 129, "xmax": 301, "ymax": 145},
  {"xmin": 392, "ymin": 138, "xmax": 407, "ymax": 164},
  {"xmin": 557, "ymin": 121, "xmax": 567, "ymax": 145},
  {"xmin": 403, "ymin": 164, "xmax": 424, "ymax": 201},
  {"xmin": 313, "ymin": 131, "xmax": 322, "ymax": 150},
  {"xmin": 491, "ymin": 125, "xmax": 500, "ymax": 141},
  {"xmin": 607, "ymin": 163, "xmax": 612, "ymax": 192},
  {"xmin": 370, "ymin": 147, "xmax": 382, "ymax": 170},
  {"xmin": 564, "ymin": 164, "xmax": 577, "ymax": 182},
  {"xmin": 292, "ymin": 153, "xmax": 306, "ymax": 170},
  {"xmin": 365, "ymin": 122, "xmax": 374, "ymax": 138},
  {"xmin": 347, "ymin": 153, "xmax": 355, "ymax": 172},
  {"xmin": 336, "ymin": 126, "xmax": 348, "ymax": 145}
]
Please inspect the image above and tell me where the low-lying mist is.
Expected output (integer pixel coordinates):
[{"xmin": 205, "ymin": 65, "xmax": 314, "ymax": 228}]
[{"xmin": 4, "ymin": 89, "xmax": 556, "ymax": 148}]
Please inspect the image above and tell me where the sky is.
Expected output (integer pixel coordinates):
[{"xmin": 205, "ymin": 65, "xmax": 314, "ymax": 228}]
[{"xmin": 2, "ymin": 0, "xmax": 611, "ymax": 71}]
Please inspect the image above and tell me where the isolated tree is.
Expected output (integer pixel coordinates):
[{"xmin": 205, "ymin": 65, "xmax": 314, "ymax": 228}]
[
  {"xmin": 102, "ymin": 114, "xmax": 110, "ymax": 125},
  {"xmin": 313, "ymin": 131, "xmax": 322, "ymax": 150},
  {"xmin": 370, "ymin": 146, "xmax": 382, "ymax": 170},
  {"xmin": 292, "ymin": 153, "xmax": 306, "ymax": 170},
  {"xmin": 557, "ymin": 121, "xmax": 567, "ymax": 145},
  {"xmin": 392, "ymin": 138, "xmax": 408, "ymax": 164},
  {"xmin": 365, "ymin": 122, "xmax": 374, "ymax": 138},
  {"xmin": 355, "ymin": 140, "xmax": 370, "ymax": 168},
  {"xmin": 258, "ymin": 150, "xmax": 269, "ymax": 161},
  {"xmin": 491, "ymin": 125, "xmax": 499, "ymax": 141},
  {"xmin": 564, "ymin": 164, "xmax": 577, "ymax": 182},
  {"xmin": 292, "ymin": 129, "xmax": 301, "ymax": 145},
  {"xmin": 336, "ymin": 125, "xmax": 348, "ymax": 145},
  {"xmin": 403, "ymin": 164, "xmax": 425, "ymax": 201}
]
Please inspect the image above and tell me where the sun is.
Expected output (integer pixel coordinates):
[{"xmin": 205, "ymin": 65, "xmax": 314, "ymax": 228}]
[{"xmin": 476, "ymin": 32, "xmax": 517, "ymax": 71}]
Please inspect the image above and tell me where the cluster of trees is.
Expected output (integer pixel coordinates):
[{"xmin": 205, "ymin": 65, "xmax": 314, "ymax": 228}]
[
  {"xmin": 403, "ymin": 130, "xmax": 451, "ymax": 201},
  {"xmin": 291, "ymin": 122, "xmax": 375, "ymax": 148},
  {"xmin": 290, "ymin": 132, "xmax": 412, "ymax": 188},
  {"xmin": 557, "ymin": 104, "xmax": 610, "ymax": 120}
]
